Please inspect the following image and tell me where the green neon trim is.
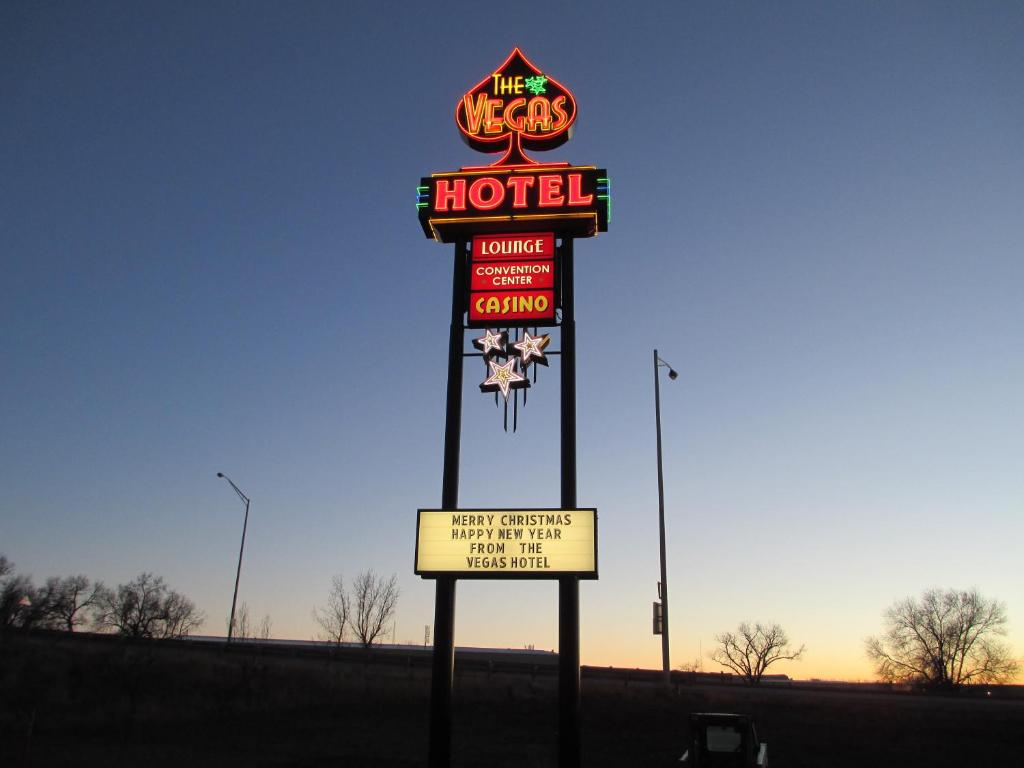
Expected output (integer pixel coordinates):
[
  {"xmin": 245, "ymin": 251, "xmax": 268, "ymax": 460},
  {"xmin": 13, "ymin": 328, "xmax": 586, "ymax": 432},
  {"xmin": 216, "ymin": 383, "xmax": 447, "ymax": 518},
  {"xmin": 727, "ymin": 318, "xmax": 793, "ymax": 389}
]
[
  {"xmin": 416, "ymin": 202, "xmax": 428, "ymax": 208},
  {"xmin": 417, "ymin": 186, "xmax": 429, "ymax": 192}
]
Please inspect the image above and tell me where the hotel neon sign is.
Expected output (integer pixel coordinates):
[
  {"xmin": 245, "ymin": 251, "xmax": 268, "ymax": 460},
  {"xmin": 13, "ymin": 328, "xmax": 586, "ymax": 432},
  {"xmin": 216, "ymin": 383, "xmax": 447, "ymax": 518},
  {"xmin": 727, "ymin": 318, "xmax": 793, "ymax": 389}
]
[{"xmin": 417, "ymin": 48, "xmax": 609, "ymax": 243}]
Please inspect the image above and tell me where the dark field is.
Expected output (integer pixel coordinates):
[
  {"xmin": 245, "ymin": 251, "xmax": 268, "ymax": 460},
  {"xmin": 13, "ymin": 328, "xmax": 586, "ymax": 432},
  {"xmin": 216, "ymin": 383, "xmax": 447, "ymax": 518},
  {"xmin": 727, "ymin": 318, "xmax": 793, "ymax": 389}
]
[{"xmin": 2, "ymin": 631, "xmax": 1022, "ymax": 767}]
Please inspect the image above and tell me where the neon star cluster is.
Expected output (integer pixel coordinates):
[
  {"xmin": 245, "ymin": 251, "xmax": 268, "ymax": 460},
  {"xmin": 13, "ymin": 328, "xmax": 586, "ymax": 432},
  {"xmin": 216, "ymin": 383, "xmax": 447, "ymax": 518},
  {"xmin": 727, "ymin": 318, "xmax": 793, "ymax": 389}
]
[{"xmin": 475, "ymin": 328, "xmax": 550, "ymax": 400}]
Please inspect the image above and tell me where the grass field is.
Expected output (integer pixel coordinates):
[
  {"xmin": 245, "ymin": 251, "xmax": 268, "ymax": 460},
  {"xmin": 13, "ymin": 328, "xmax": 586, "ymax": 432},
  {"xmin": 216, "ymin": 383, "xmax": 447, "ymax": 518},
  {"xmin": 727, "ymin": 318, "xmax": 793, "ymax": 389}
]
[{"xmin": 2, "ymin": 631, "xmax": 1022, "ymax": 767}]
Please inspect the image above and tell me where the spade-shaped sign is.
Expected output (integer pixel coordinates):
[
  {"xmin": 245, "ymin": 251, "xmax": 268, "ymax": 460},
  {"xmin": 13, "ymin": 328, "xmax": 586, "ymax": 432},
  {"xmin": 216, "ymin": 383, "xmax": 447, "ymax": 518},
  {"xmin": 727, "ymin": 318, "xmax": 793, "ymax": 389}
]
[{"xmin": 455, "ymin": 48, "xmax": 578, "ymax": 166}]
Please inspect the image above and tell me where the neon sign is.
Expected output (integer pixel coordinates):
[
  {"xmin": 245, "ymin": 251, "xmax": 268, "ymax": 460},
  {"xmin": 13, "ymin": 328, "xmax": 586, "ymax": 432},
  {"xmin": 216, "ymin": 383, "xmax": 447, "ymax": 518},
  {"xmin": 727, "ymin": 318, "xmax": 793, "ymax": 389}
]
[
  {"xmin": 416, "ymin": 48, "xmax": 609, "ymax": 242},
  {"xmin": 467, "ymin": 233, "xmax": 557, "ymax": 327},
  {"xmin": 473, "ymin": 233, "xmax": 554, "ymax": 260},
  {"xmin": 415, "ymin": 48, "xmax": 611, "ymax": 430},
  {"xmin": 418, "ymin": 166, "xmax": 609, "ymax": 242},
  {"xmin": 455, "ymin": 48, "xmax": 577, "ymax": 166},
  {"xmin": 471, "ymin": 261, "xmax": 554, "ymax": 291},
  {"xmin": 417, "ymin": 166, "xmax": 606, "ymax": 241}
]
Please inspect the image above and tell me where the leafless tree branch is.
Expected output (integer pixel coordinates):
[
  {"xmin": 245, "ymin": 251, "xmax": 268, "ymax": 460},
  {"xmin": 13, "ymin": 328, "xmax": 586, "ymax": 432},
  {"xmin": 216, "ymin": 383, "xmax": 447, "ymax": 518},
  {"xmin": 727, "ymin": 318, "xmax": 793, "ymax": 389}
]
[
  {"xmin": 710, "ymin": 621, "xmax": 804, "ymax": 684},
  {"xmin": 93, "ymin": 572, "xmax": 203, "ymax": 639},
  {"xmin": 314, "ymin": 574, "xmax": 351, "ymax": 644},
  {"xmin": 865, "ymin": 588, "xmax": 1019, "ymax": 687},
  {"xmin": 351, "ymin": 570, "xmax": 399, "ymax": 649}
]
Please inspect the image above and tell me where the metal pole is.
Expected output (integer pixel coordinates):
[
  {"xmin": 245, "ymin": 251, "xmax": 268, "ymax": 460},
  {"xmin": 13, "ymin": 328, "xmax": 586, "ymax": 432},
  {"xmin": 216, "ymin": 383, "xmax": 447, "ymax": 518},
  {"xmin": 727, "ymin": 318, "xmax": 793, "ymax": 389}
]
[
  {"xmin": 428, "ymin": 240, "xmax": 466, "ymax": 768},
  {"xmin": 228, "ymin": 496, "xmax": 249, "ymax": 642},
  {"xmin": 654, "ymin": 349, "xmax": 670, "ymax": 683},
  {"xmin": 218, "ymin": 473, "xmax": 250, "ymax": 643},
  {"xmin": 559, "ymin": 238, "xmax": 581, "ymax": 768}
]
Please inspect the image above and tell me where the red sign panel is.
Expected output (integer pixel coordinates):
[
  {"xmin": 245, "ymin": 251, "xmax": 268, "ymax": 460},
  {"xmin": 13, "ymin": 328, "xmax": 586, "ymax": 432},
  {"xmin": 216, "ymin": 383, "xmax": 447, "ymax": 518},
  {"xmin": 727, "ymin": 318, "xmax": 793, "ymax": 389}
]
[
  {"xmin": 469, "ymin": 290, "xmax": 555, "ymax": 326},
  {"xmin": 473, "ymin": 233, "xmax": 554, "ymax": 261},
  {"xmin": 471, "ymin": 260, "xmax": 554, "ymax": 291}
]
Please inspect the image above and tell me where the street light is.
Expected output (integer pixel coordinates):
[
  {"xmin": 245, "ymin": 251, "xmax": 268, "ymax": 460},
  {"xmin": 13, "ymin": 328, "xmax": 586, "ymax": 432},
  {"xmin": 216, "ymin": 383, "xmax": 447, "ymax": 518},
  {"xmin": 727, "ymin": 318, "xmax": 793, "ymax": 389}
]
[
  {"xmin": 653, "ymin": 349, "xmax": 678, "ymax": 684},
  {"xmin": 217, "ymin": 471, "xmax": 250, "ymax": 643}
]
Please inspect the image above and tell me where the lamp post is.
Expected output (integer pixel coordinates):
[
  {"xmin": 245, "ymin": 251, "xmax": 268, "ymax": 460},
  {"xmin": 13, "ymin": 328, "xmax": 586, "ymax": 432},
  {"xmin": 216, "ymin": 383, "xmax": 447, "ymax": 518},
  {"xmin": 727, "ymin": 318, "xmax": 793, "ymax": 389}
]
[
  {"xmin": 217, "ymin": 472, "xmax": 250, "ymax": 643},
  {"xmin": 653, "ymin": 350, "xmax": 678, "ymax": 684}
]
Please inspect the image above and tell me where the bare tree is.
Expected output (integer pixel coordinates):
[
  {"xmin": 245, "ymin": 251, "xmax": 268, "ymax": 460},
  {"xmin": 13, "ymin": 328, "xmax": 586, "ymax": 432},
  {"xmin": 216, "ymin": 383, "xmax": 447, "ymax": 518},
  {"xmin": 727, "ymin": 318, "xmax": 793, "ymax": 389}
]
[
  {"xmin": 710, "ymin": 622, "xmax": 805, "ymax": 684},
  {"xmin": 866, "ymin": 588, "xmax": 1019, "ymax": 688},
  {"xmin": 1, "ymin": 574, "xmax": 37, "ymax": 629},
  {"xmin": 161, "ymin": 588, "xmax": 203, "ymax": 638},
  {"xmin": 230, "ymin": 601, "xmax": 252, "ymax": 639},
  {"xmin": 677, "ymin": 657, "xmax": 704, "ymax": 673},
  {"xmin": 41, "ymin": 575, "xmax": 105, "ymax": 632},
  {"xmin": 0, "ymin": 558, "xmax": 44, "ymax": 630},
  {"xmin": 314, "ymin": 574, "xmax": 350, "ymax": 643},
  {"xmin": 94, "ymin": 574, "xmax": 161, "ymax": 636},
  {"xmin": 257, "ymin": 612, "xmax": 272, "ymax": 640},
  {"xmin": 229, "ymin": 602, "xmax": 272, "ymax": 640},
  {"xmin": 94, "ymin": 573, "xmax": 203, "ymax": 639},
  {"xmin": 351, "ymin": 570, "xmax": 399, "ymax": 649}
]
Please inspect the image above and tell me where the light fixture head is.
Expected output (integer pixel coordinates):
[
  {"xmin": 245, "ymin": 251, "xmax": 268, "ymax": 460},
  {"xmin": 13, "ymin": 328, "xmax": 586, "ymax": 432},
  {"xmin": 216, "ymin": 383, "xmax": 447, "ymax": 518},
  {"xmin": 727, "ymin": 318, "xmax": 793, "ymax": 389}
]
[
  {"xmin": 217, "ymin": 472, "xmax": 225, "ymax": 478},
  {"xmin": 668, "ymin": 369, "xmax": 678, "ymax": 381}
]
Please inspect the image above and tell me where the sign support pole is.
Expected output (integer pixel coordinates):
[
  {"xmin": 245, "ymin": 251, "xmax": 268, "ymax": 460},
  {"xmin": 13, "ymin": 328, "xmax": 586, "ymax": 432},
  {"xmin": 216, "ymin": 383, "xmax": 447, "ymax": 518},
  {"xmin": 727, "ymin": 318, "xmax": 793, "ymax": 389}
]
[
  {"xmin": 428, "ymin": 240, "xmax": 467, "ymax": 768},
  {"xmin": 558, "ymin": 238, "xmax": 582, "ymax": 768}
]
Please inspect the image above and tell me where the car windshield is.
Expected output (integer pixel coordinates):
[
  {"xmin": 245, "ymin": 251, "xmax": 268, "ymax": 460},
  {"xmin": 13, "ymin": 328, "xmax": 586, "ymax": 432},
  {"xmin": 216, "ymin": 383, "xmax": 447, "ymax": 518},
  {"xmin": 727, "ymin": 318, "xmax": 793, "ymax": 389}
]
[{"xmin": 705, "ymin": 725, "xmax": 743, "ymax": 752}]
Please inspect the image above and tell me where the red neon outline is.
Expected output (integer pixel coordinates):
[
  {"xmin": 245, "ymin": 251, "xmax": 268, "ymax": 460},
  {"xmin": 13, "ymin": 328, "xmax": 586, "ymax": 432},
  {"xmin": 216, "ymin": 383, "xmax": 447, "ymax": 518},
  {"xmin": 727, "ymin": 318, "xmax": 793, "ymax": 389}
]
[
  {"xmin": 459, "ymin": 161, "xmax": 570, "ymax": 172},
  {"xmin": 431, "ymin": 170, "xmax": 593, "ymax": 215},
  {"xmin": 536, "ymin": 174, "xmax": 565, "ymax": 208},
  {"xmin": 525, "ymin": 96, "xmax": 553, "ymax": 133},
  {"xmin": 455, "ymin": 48, "xmax": 573, "ymax": 143},
  {"xmin": 505, "ymin": 174, "xmax": 535, "ymax": 208},
  {"xmin": 453, "ymin": 48, "xmax": 579, "ymax": 164},
  {"xmin": 502, "ymin": 97, "xmax": 527, "ymax": 133},
  {"xmin": 467, "ymin": 177, "xmax": 505, "ymax": 211},
  {"xmin": 435, "ymin": 178, "xmax": 467, "ymax": 212},
  {"xmin": 483, "ymin": 98, "xmax": 504, "ymax": 135},
  {"xmin": 495, "ymin": 132, "xmax": 537, "ymax": 167},
  {"xmin": 462, "ymin": 93, "xmax": 488, "ymax": 135},
  {"xmin": 566, "ymin": 173, "xmax": 593, "ymax": 205}
]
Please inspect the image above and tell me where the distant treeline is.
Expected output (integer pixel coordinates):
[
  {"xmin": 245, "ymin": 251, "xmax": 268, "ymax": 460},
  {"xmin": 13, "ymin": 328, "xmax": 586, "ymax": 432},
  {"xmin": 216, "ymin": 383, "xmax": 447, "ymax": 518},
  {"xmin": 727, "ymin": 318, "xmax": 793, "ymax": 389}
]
[{"xmin": 0, "ymin": 554, "xmax": 202, "ymax": 638}]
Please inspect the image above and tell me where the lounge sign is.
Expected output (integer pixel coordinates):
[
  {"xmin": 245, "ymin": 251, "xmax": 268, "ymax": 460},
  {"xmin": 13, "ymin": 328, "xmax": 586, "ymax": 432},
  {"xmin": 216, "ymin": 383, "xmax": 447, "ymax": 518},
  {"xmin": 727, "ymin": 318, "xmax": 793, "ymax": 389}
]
[{"xmin": 415, "ymin": 509, "xmax": 598, "ymax": 578}]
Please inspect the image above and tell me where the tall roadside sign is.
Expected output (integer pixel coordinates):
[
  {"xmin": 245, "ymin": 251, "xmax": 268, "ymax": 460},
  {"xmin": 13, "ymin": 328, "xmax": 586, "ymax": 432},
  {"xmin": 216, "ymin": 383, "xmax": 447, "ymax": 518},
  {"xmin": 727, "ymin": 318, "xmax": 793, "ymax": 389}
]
[{"xmin": 415, "ymin": 48, "xmax": 610, "ymax": 768}]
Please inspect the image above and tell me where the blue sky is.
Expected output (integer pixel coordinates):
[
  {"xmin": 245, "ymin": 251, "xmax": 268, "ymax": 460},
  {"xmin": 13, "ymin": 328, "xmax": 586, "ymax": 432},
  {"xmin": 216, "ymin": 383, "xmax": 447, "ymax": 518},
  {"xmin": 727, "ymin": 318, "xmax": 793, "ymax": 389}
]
[{"xmin": 2, "ymin": 1, "xmax": 1022, "ymax": 679}]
